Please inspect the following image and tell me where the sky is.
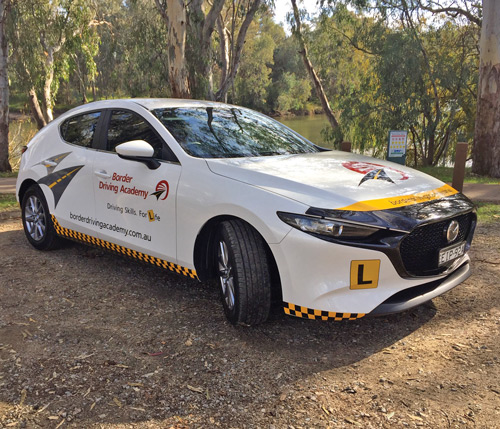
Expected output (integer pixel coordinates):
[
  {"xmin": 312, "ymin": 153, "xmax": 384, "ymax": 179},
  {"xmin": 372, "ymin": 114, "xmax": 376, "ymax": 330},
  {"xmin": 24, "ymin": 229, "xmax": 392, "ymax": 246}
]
[{"xmin": 272, "ymin": 0, "xmax": 320, "ymax": 30}]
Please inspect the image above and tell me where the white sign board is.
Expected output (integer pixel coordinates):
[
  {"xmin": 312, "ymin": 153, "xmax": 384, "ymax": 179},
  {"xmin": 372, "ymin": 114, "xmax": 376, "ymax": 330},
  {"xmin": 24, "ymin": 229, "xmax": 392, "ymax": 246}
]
[{"xmin": 388, "ymin": 131, "xmax": 407, "ymax": 158}]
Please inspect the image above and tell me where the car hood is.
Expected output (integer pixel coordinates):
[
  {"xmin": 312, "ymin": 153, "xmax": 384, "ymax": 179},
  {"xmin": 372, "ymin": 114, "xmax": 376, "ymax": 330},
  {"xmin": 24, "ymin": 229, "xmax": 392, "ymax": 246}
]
[{"xmin": 206, "ymin": 151, "xmax": 451, "ymax": 210}]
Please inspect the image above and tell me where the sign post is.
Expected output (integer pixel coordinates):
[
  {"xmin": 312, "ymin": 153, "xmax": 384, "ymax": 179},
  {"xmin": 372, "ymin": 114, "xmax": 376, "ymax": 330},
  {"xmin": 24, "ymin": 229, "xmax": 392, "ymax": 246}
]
[{"xmin": 387, "ymin": 130, "xmax": 408, "ymax": 165}]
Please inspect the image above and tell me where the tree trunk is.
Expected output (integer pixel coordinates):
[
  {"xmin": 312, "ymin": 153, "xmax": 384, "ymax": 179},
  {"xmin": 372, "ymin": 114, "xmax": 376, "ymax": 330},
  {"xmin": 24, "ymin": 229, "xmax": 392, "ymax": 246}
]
[
  {"xmin": 0, "ymin": 0, "xmax": 10, "ymax": 172},
  {"xmin": 472, "ymin": 0, "xmax": 500, "ymax": 177},
  {"xmin": 290, "ymin": 0, "xmax": 339, "ymax": 131},
  {"xmin": 42, "ymin": 48, "xmax": 55, "ymax": 123},
  {"xmin": 28, "ymin": 88, "xmax": 47, "ymax": 130},
  {"xmin": 187, "ymin": 0, "xmax": 225, "ymax": 99},
  {"xmin": 216, "ymin": 16, "xmax": 229, "ymax": 103},
  {"xmin": 215, "ymin": 0, "xmax": 261, "ymax": 102},
  {"xmin": 166, "ymin": 0, "xmax": 190, "ymax": 98}
]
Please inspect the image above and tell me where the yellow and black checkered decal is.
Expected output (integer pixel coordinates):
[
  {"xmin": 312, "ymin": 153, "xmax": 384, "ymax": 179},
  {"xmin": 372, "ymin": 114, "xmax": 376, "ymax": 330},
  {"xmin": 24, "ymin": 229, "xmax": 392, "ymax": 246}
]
[
  {"xmin": 284, "ymin": 302, "xmax": 365, "ymax": 321},
  {"xmin": 51, "ymin": 215, "xmax": 197, "ymax": 279}
]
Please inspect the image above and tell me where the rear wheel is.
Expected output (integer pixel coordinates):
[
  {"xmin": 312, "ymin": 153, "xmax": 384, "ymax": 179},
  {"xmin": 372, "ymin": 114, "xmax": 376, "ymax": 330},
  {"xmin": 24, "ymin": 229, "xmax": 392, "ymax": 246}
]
[
  {"xmin": 216, "ymin": 219, "xmax": 271, "ymax": 325},
  {"xmin": 21, "ymin": 185, "xmax": 60, "ymax": 250}
]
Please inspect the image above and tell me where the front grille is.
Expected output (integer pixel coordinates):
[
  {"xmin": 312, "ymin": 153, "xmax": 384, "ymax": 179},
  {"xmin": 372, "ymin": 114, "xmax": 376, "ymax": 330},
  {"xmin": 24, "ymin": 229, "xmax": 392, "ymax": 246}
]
[{"xmin": 400, "ymin": 213, "xmax": 473, "ymax": 276}]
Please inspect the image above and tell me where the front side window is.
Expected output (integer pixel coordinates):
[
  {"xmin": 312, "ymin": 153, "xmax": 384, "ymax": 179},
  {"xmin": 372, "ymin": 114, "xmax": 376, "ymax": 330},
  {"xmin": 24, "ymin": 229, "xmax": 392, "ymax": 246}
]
[
  {"xmin": 107, "ymin": 110, "xmax": 163, "ymax": 158},
  {"xmin": 60, "ymin": 112, "xmax": 101, "ymax": 148},
  {"xmin": 151, "ymin": 107, "xmax": 320, "ymax": 158}
]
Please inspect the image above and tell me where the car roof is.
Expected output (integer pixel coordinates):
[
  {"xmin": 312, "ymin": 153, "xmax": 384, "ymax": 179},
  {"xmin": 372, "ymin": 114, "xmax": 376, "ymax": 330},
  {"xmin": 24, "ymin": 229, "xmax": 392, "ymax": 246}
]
[{"xmin": 60, "ymin": 98, "xmax": 238, "ymax": 119}]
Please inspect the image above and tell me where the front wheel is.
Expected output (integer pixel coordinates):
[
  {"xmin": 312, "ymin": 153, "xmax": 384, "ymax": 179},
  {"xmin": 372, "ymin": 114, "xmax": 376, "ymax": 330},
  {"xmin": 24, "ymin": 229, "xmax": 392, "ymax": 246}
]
[
  {"xmin": 216, "ymin": 220, "xmax": 271, "ymax": 326},
  {"xmin": 21, "ymin": 185, "xmax": 60, "ymax": 250}
]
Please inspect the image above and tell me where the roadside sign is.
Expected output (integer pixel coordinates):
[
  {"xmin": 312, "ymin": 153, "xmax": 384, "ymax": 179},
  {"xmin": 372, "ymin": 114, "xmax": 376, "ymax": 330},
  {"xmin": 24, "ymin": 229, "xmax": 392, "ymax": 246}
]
[{"xmin": 387, "ymin": 130, "xmax": 407, "ymax": 165}]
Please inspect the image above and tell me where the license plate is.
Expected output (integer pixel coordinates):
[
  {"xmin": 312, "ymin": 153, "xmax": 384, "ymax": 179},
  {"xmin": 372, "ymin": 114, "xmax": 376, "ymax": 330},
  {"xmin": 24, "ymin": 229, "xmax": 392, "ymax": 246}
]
[{"xmin": 438, "ymin": 241, "xmax": 466, "ymax": 266}]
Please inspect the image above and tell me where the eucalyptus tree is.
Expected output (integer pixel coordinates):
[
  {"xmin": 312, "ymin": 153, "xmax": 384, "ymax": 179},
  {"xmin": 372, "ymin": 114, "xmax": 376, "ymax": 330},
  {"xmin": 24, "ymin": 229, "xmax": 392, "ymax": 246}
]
[
  {"xmin": 317, "ymin": 0, "xmax": 478, "ymax": 165},
  {"xmin": 291, "ymin": 0, "xmax": 340, "ymax": 132},
  {"xmin": 9, "ymin": 0, "xmax": 103, "ymax": 128},
  {"xmin": 153, "ymin": 0, "xmax": 264, "ymax": 100},
  {"xmin": 0, "ymin": 0, "xmax": 10, "ymax": 172},
  {"xmin": 473, "ymin": 0, "xmax": 500, "ymax": 177},
  {"xmin": 233, "ymin": 11, "xmax": 285, "ymax": 109}
]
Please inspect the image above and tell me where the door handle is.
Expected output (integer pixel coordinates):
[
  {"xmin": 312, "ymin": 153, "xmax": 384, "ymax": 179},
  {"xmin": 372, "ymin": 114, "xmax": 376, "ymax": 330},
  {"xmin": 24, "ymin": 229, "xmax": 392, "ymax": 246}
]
[{"xmin": 95, "ymin": 170, "xmax": 111, "ymax": 179}]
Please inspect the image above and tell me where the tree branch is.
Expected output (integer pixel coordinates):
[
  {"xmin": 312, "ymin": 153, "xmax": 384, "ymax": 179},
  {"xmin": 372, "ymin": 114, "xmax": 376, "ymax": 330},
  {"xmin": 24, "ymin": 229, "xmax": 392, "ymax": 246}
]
[{"xmin": 417, "ymin": 1, "xmax": 481, "ymax": 26}]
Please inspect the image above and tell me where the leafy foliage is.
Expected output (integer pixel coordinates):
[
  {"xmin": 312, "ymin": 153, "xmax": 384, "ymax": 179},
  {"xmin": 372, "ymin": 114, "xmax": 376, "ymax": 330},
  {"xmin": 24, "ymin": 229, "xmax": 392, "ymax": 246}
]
[{"xmin": 6, "ymin": 0, "xmax": 481, "ymax": 167}]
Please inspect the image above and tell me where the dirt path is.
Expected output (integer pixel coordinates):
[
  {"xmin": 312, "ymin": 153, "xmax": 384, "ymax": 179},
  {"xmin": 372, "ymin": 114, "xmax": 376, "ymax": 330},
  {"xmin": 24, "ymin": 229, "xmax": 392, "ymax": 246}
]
[{"xmin": 1, "ymin": 209, "xmax": 499, "ymax": 428}]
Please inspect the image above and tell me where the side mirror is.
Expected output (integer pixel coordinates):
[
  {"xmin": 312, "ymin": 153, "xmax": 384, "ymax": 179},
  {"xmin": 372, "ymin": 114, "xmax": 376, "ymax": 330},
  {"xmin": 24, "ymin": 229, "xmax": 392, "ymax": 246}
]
[{"xmin": 115, "ymin": 140, "xmax": 160, "ymax": 170}]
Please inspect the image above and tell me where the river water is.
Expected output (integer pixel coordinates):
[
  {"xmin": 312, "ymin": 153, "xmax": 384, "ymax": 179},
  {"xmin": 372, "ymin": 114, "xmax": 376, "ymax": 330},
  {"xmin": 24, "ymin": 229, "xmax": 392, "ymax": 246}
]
[{"xmin": 275, "ymin": 114, "xmax": 332, "ymax": 148}]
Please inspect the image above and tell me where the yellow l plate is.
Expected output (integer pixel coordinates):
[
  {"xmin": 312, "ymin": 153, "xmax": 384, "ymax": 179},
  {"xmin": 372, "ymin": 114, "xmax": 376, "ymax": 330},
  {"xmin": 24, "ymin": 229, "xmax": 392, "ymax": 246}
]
[{"xmin": 350, "ymin": 260, "xmax": 380, "ymax": 289}]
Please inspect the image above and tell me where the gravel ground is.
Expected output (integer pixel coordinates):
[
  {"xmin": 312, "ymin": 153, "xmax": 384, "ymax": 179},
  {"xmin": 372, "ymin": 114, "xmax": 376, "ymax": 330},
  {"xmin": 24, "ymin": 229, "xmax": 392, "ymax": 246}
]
[{"xmin": 0, "ymin": 208, "xmax": 499, "ymax": 428}]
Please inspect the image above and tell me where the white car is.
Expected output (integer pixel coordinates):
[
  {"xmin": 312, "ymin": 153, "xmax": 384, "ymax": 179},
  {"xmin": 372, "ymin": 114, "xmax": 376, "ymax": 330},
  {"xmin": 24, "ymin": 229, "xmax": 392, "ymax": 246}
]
[{"xmin": 17, "ymin": 99, "xmax": 476, "ymax": 325}]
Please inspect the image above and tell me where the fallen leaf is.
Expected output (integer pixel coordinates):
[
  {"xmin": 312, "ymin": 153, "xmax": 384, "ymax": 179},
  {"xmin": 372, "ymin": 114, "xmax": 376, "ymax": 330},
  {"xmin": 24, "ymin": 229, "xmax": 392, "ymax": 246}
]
[
  {"xmin": 113, "ymin": 397, "xmax": 122, "ymax": 407},
  {"xmin": 19, "ymin": 389, "xmax": 26, "ymax": 406},
  {"xmin": 185, "ymin": 339, "xmax": 193, "ymax": 347},
  {"xmin": 75, "ymin": 352, "xmax": 94, "ymax": 360},
  {"xmin": 439, "ymin": 352, "xmax": 451, "ymax": 360},
  {"xmin": 63, "ymin": 297, "xmax": 75, "ymax": 307},
  {"xmin": 386, "ymin": 411, "xmax": 395, "ymax": 420},
  {"xmin": 89, "ymin": 402, "xmax": 96, "ymax": 411},
  {"xmin": 37, "ymin": 403, "xmax": 50, "ymax": 414},
  {"xmin": 55, "ymin": 418, "xmax": 66, "ymax": 429},
  {"xmin": 127, "ymin": 382, "xmax": 144, "ymax": 387},
  {"xmin": 409, "ymin": 414, "xmax": 423, "ymax": 421},
  {"xmin": 187, "ymin": 384, "xmax": 204, "ymax": 393}
]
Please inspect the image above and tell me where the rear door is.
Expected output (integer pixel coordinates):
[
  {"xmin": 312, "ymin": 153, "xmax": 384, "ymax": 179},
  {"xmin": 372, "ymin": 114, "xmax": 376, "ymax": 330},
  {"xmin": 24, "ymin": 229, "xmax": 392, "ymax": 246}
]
[
  {"xmin": 40, "ymin": 111, "xmax": 101, "ymax": 236},
  {"xmin": 92, "ymin": 109, "xmax": 181, "ymax": 263}
]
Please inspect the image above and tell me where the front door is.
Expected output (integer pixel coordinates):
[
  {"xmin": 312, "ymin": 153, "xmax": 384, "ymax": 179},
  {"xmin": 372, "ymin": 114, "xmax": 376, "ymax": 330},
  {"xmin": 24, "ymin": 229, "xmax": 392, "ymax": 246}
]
[{"xmin": 92, "ymin": 109, "xmax": 181, "ymax": 263}]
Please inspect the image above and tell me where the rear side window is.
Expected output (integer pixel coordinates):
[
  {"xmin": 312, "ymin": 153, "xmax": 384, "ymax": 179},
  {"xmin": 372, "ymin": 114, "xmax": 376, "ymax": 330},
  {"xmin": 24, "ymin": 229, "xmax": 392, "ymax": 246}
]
[
  {"xmin": 107, "ymin": 110, "xmax": 163, "ymax": 158},
  {"xmin": 60, "ymin": 112, "xmax": 101, "ymax": 148}
]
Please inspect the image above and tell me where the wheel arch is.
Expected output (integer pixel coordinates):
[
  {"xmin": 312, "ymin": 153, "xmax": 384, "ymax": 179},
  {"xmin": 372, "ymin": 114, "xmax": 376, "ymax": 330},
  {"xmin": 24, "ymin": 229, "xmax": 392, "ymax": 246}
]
[
  {"xmin": 193, "ymin": 215, "xmax": 282, "ymax": 302},
  {"xmin": 18, "ymin": 179, "xmax": 39, "ymax": 205}
]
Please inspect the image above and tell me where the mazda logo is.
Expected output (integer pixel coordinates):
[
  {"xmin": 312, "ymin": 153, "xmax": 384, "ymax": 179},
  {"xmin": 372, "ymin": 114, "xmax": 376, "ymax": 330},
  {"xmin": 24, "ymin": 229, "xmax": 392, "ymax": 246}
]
[{"xmin": 446, "ymin": 220, "xmax": 460, "ymax": 243}]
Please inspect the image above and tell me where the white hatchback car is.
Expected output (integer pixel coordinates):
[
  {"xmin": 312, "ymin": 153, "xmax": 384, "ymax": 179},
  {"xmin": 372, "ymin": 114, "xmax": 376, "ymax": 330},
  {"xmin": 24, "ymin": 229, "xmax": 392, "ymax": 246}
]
[{"xmin": 17, "ymin": 99, "xmax": 476, "ymax": 325}]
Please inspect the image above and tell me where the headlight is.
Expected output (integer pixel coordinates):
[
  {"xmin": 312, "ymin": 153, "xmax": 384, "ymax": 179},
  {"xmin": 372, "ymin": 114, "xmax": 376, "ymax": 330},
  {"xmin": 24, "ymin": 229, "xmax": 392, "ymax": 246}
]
[{"xmin": 277, "ymin": 212, "xmax": 379, "ymax": 240}]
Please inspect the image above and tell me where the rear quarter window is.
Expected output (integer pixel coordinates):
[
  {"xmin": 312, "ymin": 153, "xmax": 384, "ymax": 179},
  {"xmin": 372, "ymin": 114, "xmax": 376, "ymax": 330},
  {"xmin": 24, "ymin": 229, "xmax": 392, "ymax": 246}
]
[{"xmin": 60, "ymin": 112, "xmax": 101, "ymax": 148}]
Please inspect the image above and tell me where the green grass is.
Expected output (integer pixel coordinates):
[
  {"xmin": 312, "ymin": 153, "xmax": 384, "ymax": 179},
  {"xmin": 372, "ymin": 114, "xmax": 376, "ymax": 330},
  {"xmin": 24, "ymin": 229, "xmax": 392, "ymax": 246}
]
[
  {"xmin": 0, "ymin": 193, "xmax": 18, "ymax": 212},
  {"xmin": 476, "ymin": 203, "xmax": 500, "ymax": 224},
  {"xmin": 416, "ymin": 166, "xmax": 500, "ymax": 184},
  {"xmin": 0, "ymin": 171, "xmax": 18, "ymax": 178}
]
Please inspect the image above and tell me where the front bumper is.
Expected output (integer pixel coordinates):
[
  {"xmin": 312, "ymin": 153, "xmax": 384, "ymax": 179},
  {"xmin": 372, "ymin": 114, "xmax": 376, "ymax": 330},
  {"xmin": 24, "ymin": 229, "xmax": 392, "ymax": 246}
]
[
  {"xmin": 370, "ymin": 261, "xmax": 471, "ymax": 316},
  {"xmin": 271, "ymin": 227, "xmax": 471, "ymax": 318}
]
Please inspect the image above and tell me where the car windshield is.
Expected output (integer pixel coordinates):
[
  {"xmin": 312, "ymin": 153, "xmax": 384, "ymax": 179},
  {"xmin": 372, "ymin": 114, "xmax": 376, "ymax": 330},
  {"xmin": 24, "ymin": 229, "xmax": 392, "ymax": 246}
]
[{"xmin": 151, "ymin": 107, "xmax": 320, "ymax": 158}]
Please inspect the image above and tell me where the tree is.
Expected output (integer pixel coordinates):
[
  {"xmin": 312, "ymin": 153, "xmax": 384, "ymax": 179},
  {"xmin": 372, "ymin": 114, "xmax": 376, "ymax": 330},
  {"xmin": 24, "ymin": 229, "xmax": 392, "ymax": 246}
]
[
  {"xmin": 473, "ymin": 0, "xmax": 500, "ymax": 177},
  {"xmin": 0, "ymin": 0, "xmax": 10, "ymax": 172},
  {"xmin": 154, "ymin": 0, "xmax": 263, "ymax": 100},
  {"xmin": 319, "ymin": 0, "xmax": 478, "ymax": 165},
  {"xmin": 233, "ymin": 11, "xmax": 284, "ymax": 109},
  {"xmin": 290, "ymin": 0, "xmax": 340, "ymax": 132},
  {"xmin": 9, "ymin": 0, "xmax": 103, "ymax": 128},
  {"xmin": 213, "ymin": 0, "xmax": 263, "ymax": 101}
]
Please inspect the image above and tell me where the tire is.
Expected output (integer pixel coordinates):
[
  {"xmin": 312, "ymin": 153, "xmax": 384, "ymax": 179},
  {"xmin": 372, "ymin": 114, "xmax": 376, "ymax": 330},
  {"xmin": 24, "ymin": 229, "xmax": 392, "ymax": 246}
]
[
  {"xmin": 215, "ymin": 219, "xmax": 272, "ymax": 326},
  {"xmin": 21, "ymin": 185, "xmax": 60, "ymax": 250}
]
